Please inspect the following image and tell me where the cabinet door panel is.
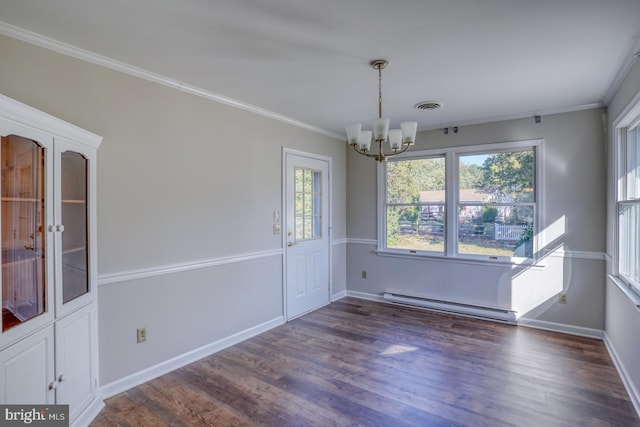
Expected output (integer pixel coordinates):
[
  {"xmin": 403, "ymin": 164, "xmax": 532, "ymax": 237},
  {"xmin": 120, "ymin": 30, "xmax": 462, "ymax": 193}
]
[
  {"xmin": 60, "ymin": 151, "xmax": 89, "ymax": 304},
  {"xmin": 55, "ymin": 304, "xmax": 96, "ymax": 422},
  {"xmin": 0, "ymin": 129, "xmax": 55, "ymax": 348},
  {"xmin": 54, "ymin": 140, "xmax": 96, "ymax": 318},
  {"xmin": 0, "ymin": 326, "xmax": 55, "ymax": 404}
]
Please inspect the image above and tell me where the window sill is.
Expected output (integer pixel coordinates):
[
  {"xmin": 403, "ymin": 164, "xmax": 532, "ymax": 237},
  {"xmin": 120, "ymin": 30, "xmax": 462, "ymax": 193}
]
[
  {"xmin": 374, "ymin": 249, "xmax": 546, "ymax": 270},
  {"xmin": 608, "ymin": 274, "xmax": 640, "ymax": 307}
]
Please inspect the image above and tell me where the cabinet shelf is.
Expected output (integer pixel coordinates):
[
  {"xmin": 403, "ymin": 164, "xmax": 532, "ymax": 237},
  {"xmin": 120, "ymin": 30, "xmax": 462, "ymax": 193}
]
[
  {"xmin": 62, "ymin": 199, "xmax": 86, "ymax": 204},
  {"xmin": 1, "ymin": 197, "xmax": 43, "ymax": 203},
  {"xmin": 62, "ymin": 246, "xmax": 85, "ymax": 256}
]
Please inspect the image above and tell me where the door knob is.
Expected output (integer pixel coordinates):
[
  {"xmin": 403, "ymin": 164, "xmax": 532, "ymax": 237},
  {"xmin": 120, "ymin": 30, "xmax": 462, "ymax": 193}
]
[{"xmin": 287, "ymin": 242, "xmax": 296, "ymax": 247}]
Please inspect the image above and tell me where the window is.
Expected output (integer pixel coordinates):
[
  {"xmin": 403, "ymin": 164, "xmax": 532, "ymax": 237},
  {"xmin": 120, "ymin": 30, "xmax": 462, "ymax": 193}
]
[
  {"xmin": 618, "ymin": 119, "xmax": 640, "ymax": 292},
  {"xmin": 382, "ymin": 140, "xmax": 540, "ymax": 261},
  {"xmin": 386, "ymin": 156, "xmax": 446, "ymax": 253},
  {"xmin": 294, "ymin": 167, "xmax": 322, "ymax": 241}
]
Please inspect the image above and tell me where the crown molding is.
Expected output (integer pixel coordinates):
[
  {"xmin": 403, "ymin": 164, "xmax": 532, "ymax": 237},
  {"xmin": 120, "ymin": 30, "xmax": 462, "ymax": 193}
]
[
  {"xmin": 0, "ymin": 21, "xmax": 344, "ymax": 141},
  {"xmin": 418, "ymin": 102, "xmax": 605, "ymax": 133},
  {"xmin": 603, "ymin": 37, "xmax": 640, "ymax": 105}
]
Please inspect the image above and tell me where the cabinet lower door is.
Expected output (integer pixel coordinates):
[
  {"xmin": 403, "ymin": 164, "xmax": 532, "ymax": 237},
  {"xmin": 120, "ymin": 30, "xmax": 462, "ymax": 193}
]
[
  {"xmin": 55, "ymin": 304, "xmax": 97, "ymax": 423},
  {"xmin": 0, "ymin": 326, "xmax": 55, "ymax": 404}
]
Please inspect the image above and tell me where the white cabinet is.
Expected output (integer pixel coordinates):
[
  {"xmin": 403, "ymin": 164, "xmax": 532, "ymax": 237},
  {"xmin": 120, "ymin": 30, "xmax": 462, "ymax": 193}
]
[
  {"xmin": 0, "ymin": 326, "xmax": 55, "ymax": 404},
  {"xmin": 0, "ymin": 94, "xmax": 102, "ymax": 425}
]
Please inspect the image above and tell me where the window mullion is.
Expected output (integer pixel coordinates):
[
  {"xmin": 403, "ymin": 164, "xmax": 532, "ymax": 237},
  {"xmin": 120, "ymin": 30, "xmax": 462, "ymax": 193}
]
[{"xmin": 446, "ymin": 151, "xmax": 457, "ymax": 257}]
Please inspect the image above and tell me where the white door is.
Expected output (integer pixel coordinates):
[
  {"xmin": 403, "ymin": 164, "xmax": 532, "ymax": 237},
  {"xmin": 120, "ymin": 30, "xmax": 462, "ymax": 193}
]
[{"xmin": 284, "ymin": 151, "xmax": 330, "ymax": 320}]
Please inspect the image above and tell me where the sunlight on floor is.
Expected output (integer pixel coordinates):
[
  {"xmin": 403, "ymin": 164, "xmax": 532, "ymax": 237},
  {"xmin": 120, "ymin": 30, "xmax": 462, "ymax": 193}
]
[{"xmin": 380, "ymin": 344, "xmax": 419, "ymax": 356}]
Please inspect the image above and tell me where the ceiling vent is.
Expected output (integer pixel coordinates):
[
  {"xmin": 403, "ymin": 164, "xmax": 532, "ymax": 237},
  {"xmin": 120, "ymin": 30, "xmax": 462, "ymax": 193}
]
[{"xmin": 415, "ymin": 101, "xmax": 442, "ymax": 111}]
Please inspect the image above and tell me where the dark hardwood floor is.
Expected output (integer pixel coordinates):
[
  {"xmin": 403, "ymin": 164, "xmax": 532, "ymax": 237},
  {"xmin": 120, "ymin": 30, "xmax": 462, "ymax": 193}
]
[{"xmin": 91, "ymin": 298, "xmax": 640, "ymax": 426}]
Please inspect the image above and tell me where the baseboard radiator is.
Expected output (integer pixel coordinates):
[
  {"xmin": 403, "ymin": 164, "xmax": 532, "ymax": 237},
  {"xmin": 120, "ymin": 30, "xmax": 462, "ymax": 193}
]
[{"xmin": 382, "ymin": 292, "xmax": 517, "ymax": 324}]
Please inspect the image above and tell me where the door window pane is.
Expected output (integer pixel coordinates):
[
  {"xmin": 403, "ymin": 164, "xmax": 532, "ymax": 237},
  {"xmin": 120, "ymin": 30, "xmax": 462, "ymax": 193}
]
[
  {"xmin": 294, "ymin": 167, "xmax": 322, "ymax": 241},
  {"xmin": 1, "ymin": 135, "xmax": 46, "ymax": 332},
  {"xmin": 61, "ymin": 151, "xmax": 89, "ymax": 303}
]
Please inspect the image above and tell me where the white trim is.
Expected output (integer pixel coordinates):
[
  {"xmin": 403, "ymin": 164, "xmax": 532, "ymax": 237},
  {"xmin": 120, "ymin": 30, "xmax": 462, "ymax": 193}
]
[
  {"xmin": 604, "ymin": 332, "xmax": 640, "ymax": 417},
  {"xmin": 0, "ymin": 93, "xmax": 101, "ymax": 149},
  {"xmin": 608, "ymin": 274, "xmax": 640, "ymax": 307},
  {"xmin": 374, "ymin": 249, "xmax": 546, "ymax": 269},
  {"xmin": 71, "ymin": 397, "xmax": 105, "ymax": 427},
  {"xmin": 604, "ymin": 40, "xmax": 640, "ymax": 105},
  {"xmin": 100, "ymin": 316, "xmax": 284, "ymax": 399},
  {"xmin": 346, "ymin": 236, "xmax": 605, "ymax": 261},
  {"xmin": 332, "ymin": 238, "xmax": 348, "ymax": 246},
  {"xmin": 0, "ymin": 21, "xmax": 343, "ymax": 141},
  {"xmin": 346, "ymin": 290, "xmax": 385, "ymax": 302},
  {"xmin": 418, "ymin": 103, "xmax": 605, "ymax": 132},
  {"xmin": 347, "ymin": 238, "xmax": 378, "ymax": 246},
  {"xmin": 97, "ymin": 249, "xmax": 282, "ymax": 286},
  {"xmin": 611, "ymin": 92, "xmax": 640, "ymax": 305},
  {"xmin": 331, "ymin": 290, "xmax": 347, "ymax": 301},
  {"xmin": 544, "ymin": 249, "xmax": 607, "ymax": 261},
  {"xmin": 517, "ymin": 318, "xmax": 604, "ymax": 340}
]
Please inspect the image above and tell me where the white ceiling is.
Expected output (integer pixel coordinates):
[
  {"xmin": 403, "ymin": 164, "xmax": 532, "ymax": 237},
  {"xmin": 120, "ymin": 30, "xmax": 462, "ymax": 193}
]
[{"xmin": 1, "ymin": 1, "xmax": 639, "ymax": 138}]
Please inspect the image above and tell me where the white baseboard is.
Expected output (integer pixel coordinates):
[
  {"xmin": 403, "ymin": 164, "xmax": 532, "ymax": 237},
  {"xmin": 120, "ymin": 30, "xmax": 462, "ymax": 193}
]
[
  {"xmin": 517, "ymin": 317, "xmax": 604, "ymax": 339},
  {"xmin": 100, "ymin": 316, "xmax": 285, "ymax": 399},
  {"xmin": 71, "ymin": 395, "xmax": 104, "ymax": 427},
  {"xmin": 604, "ymin": 333, "xmax": 640, "ymax": 418},
  {"xmin": 331, "ymin": 290, "xmax": 347, "ymax": 301},
  {"xmin": 346, "ymin": 290, "xmax": 385, "ymax": 302}
]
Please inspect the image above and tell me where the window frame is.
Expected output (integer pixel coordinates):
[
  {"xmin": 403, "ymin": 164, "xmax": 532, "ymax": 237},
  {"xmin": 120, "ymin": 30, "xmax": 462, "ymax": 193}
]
[
  {"xmin": 378, "ymin": 139, "xmax": 544, "ymax": 265},
  {"xmin": 614, "ymin": 102, "xmax": 640, "ymax": 296}
]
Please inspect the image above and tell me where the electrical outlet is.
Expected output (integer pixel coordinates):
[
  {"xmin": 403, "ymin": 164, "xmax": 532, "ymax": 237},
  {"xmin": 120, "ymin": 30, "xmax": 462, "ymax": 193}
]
[
  {"xmin": 137, "ymin": 327, "xmax": 147, "ymax": 343},
  {"xmin": 273, "ymin": 224, "xmax": 281, "ymax": 234},
  {"xmin": 361, "ymin": 270, "xmax": 367, "ymax": 279},
  {"xmin": 558, "ymin": 293, "xmax": 567, "ymax": 304}
]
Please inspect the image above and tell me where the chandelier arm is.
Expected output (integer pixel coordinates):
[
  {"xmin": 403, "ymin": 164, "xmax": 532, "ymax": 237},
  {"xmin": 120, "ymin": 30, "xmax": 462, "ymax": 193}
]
[
  {"xmin": 352, "ymin": 144, "xmax": 382, "ymax": 159},
  {"xmin": 378, "ymin": 140, "xmax": 411, "ymax": 162}
]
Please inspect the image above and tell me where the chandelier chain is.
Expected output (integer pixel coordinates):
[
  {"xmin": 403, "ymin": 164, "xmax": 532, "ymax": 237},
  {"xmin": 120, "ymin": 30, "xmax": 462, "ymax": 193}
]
[{"xmin": 378, "ymin": 65, "xmax": 383, "ymax": 119}]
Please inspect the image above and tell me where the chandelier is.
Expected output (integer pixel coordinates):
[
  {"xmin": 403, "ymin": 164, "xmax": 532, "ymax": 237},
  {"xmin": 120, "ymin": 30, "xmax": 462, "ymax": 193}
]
[{"xmin": 345, "ymin": 59, "xmax": 418, "ymax": 162}]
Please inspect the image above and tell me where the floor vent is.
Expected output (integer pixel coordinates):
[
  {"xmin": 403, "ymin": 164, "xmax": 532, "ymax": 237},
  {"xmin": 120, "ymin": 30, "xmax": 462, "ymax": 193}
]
[{"xmin": 382, "ymin": 292, "xmax": 517, "ymax": 324}]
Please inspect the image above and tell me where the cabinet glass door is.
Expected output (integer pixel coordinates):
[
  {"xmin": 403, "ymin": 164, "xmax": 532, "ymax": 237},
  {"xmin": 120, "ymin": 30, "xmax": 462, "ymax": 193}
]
[
  {"xmin": 60, "ymin": 151, "xmax": 89, "ymax": 304},
  {"xmin": 1, "ymin": 135, "xmax": 46, "ymax": 332}
]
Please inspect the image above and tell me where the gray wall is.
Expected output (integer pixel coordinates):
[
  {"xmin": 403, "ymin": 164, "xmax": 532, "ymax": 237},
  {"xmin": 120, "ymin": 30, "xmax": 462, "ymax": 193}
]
[
  {"xmin": 347, "ymin": 108, "xmax": 607, "ymax": 331},
  {"xmin": 0, "ymin": 34, "xmax": 347, "ymax": 385},
  {"xmin": 605, "ymin": 60, "xmax": 640, "ymax": 407}
]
